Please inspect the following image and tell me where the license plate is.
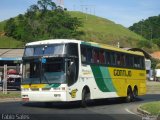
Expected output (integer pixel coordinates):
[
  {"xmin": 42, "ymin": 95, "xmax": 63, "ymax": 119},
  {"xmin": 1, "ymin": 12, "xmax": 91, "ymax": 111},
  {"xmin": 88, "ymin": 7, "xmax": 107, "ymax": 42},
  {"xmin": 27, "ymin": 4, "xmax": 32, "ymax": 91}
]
[{"xmin": 22, "ymin": 98, "xmax": 29, "ymax": 102}]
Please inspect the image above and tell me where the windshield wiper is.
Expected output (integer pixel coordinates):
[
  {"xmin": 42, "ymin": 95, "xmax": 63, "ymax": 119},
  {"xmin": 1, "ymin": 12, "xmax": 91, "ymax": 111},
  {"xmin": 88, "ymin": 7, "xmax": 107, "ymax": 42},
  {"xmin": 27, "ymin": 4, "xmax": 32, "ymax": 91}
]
[
  {"xmin": 29, "ymin": 76, "xmax": 33, "ymax": 85},
  {"xmin": 43, "ymin": 74, "xmax": 51, "ymax": 84}
]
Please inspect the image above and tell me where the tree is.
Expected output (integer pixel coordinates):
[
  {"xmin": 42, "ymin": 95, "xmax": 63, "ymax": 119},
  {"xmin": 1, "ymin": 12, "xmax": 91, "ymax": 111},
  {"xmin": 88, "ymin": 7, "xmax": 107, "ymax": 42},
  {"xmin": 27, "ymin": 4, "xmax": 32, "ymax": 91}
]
[
  {"xmin": 129, "ymin": 15, "xmax": 160, "ymax": 45},
  {"xmin": 37, "ymin": 0, "xmax": 56, "ymax": 11},
  {"xmin": 4, "ymin": 0, "xmax": 83, "ymax": 42},
  {"xmin": 4, "ymin": 18, "xmax": 16, "ymax": 36},
  {"xmin": 28, "ymin": 4, "xmax": 39, "ymax": 12}
]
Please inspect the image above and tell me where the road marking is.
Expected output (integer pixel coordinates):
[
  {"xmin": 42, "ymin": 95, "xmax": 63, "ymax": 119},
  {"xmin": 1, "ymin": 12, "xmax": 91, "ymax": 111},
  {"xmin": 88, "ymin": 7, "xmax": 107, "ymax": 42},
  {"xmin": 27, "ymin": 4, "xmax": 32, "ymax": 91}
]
[
  {"xmin": 125, "ymin": 108, "xmax": 136, "ymax": 115},
  {"xmin": 125, "ymin": 108, "xmax": 141, "ymax": 117}
]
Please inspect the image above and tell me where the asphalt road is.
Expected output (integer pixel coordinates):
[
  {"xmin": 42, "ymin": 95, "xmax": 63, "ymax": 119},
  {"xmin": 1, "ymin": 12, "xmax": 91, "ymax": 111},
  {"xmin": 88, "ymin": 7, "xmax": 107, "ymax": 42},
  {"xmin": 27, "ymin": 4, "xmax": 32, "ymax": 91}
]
[{"xmin": 0, "ymin": 94, "xmax": 160, "ymax": 120}]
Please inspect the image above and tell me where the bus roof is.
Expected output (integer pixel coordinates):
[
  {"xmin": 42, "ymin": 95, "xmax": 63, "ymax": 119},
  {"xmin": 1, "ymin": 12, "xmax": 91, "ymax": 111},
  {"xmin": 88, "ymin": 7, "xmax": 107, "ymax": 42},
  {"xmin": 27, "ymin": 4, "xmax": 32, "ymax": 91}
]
[
  {"xmin": 83, "ymin": 41, "xmax": 144, "ymax": 56},
  {"xmin": 26, "ymin": 39, "xmax": 81, "ymax": 46},
  {"xmin": 26, "ymin": 39, "xmax": 144, "ymax": 56}
]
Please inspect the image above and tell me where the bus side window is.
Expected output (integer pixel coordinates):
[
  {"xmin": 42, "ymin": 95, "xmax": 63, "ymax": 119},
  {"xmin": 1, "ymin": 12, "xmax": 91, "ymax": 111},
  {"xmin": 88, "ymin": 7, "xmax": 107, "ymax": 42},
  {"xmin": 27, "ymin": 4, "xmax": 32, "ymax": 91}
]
[
  {"xmin": 87, "ymin": 47, "xmax": 92, "ymax": 63},
  {"xmin": 134, "ymin": 57, "xmax": 141, "ymax": 68},
  {"xmin": 126, "ymin": 55, "xmax": 133, "ymax": 68},
  {"xmin": 140, "ymin": 57, "xmax": 145, "ymax": 69},
  {"xmin": 116, "ymin": 54, "xmax": 121, "ymax": 66},
  {"xmin": 120, "ymin": 54, "xmax": 126, "ymax": 66},
  {"xmin": 111, "ymin": 52, "xmax": 116, "ymax": 65},
  {"xmin": 99, "ymin": 50, "xmax": 105, "ymax": 64},
  {"xmin": 81, "ymin": 46, "xmax": 87, "ymax": 62},
  {"xmin": 93, "ymin": 49, "xmax": 99, "ymax": 64},
  {"xmin": 105, "ymin": 52, "xmax": 111, "ymax": 65}
]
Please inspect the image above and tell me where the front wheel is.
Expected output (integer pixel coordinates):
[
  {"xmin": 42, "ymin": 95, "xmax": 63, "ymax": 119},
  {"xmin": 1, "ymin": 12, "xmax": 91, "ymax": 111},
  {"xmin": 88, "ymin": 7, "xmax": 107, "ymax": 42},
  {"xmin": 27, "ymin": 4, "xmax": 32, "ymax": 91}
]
[
  {"xmin": 81, "ymin": 89, "xmax": 90, "ymax": 107},
  {"xmin": 125, "ymin": 88, "xmax": 133, "ymax": 103}
]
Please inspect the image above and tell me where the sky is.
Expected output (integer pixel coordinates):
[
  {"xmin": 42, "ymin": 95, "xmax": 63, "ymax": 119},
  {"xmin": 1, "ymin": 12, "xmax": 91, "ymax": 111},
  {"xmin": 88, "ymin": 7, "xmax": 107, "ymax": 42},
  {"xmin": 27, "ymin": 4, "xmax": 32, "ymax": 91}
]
[{"xmin": 0, "ymin": 0, "xmax": 160, "ymax": 27}]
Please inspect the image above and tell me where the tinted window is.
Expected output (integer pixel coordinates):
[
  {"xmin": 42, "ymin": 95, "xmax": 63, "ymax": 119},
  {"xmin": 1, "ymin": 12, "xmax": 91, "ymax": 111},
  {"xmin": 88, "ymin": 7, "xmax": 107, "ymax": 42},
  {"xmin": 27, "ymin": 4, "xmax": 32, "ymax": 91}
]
[
  {"xmin": 81, "ymin": 46, "xmax": 87, "ymax": 62},
  {"xmin": 66, "ymin": 43, "xmax": 78, "ymax": 57},
  {"xmin": 87, "ymin": 47, "xmax": 92, "ymax": 63},
  {"xmin": 99, "ymin": 50, "xmax": 105, "ymax": 64}
]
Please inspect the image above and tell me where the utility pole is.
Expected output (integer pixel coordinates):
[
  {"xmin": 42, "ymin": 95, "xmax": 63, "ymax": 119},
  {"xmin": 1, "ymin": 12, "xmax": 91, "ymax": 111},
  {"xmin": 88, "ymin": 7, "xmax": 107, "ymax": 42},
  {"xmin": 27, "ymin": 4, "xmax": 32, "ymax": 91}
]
[
  {"xmin": 81, "ymin": 5, "xmax": 96, "ymax": 20},
  {"xmin": 3, "ymin": 65, "xmax": 7, "ymax": 94},
  {"xmin": 81, "ymin": 5, "xmax": 96, "ymax": 15},
  {"xmin": 150, "ymin": 27, "xmax": 153, "ymax": 45}
]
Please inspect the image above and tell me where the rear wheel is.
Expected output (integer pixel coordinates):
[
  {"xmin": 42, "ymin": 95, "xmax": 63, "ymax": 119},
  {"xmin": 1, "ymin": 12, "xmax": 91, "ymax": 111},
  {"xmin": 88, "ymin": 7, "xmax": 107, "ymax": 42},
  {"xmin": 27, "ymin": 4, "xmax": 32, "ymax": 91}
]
[{"xmin": 133, "ymin": 88, "xmax": 138, "ymax": 101}]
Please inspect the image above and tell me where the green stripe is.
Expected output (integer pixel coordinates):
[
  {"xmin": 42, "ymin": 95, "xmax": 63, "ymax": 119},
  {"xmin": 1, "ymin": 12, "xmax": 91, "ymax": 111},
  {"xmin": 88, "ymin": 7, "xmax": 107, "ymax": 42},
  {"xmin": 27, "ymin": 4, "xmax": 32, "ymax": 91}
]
[
  {"xmin": 91, "ymin": 65, "xmax": 116, "ymax": 92},
  {"xmin": 100, "ymin": 67, "xmax": 116, "ymax": 92},
  {"xmin": 91, "ymin": 65, "xmax": 110, "ymax": 92},
  {"xmin": 81, "ymin": 42, "xmax": 99, "ymax": 47},
  {"xmin": 45, "ymin": 84, "xmax": 61, "ymax": 88}
]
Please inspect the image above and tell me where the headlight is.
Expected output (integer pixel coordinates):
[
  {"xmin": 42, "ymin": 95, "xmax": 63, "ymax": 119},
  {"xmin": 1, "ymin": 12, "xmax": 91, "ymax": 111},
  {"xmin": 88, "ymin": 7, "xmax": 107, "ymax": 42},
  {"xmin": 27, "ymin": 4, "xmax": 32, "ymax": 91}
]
[{"xmin": 21, "ymin": 88, "xmax": 29, "ymax": 91}]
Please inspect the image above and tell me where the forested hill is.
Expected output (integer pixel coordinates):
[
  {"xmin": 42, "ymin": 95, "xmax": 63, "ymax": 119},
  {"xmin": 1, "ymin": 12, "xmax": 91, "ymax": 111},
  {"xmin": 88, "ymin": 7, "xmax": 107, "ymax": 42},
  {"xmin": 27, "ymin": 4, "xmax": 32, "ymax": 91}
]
[{"xmin": 129, "ymin": 15, "xmax": 160, "ymax": 47}]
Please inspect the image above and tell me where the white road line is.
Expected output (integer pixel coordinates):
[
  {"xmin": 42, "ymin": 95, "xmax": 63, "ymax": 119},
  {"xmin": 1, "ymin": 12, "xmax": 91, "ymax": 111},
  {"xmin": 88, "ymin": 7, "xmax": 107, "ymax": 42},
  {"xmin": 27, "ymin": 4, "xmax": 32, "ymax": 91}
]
[
  {"xmin": 125, "ymin": 108, "xmax": 141, "ymax": 117},
  {"xmin": 125, "ymin": 108, "xmax": 135, "ymax": 114}
]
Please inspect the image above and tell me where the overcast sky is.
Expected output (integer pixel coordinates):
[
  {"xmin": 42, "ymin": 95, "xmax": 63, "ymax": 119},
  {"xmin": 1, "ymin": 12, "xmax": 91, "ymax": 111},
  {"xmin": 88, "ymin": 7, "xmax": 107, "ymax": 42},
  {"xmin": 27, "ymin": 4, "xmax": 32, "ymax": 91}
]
[{"xmin": 0, "ymin": 0, "xmax": 160, "ymax": 27}]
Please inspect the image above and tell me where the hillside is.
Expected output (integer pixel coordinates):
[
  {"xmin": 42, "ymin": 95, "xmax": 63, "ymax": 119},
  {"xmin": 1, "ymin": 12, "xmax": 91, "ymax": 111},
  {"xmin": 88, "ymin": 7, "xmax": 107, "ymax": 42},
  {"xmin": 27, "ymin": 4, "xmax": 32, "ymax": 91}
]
[
  {"xmin": 0, "ymin": 11, "xmax": 159, "ymax": 51},
  {"xmin": 70, "ymin": 11, "xmax": 146, "ymax": 48},
  {"xmin": 0, "ymin": 36, "xmax": 23, "ymax": 48},
  {"xmin": 0, "ymin": 20, "xmax": 24, "ymax": 48},
  {"xmin": 129, "ymin": 15, "xmax": 160, "ymax": 48}
]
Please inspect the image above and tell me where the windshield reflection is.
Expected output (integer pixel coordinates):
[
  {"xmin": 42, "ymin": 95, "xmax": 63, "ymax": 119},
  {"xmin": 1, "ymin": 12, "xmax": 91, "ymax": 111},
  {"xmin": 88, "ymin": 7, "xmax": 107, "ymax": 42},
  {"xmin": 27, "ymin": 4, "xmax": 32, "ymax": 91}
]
[
  {"xmin": 22, "ymin": 58, "xmax": 41, "ymax": 84},
  {"xmin": 22, "ymin": 58, "xmax": 66, "ymax": 84}
]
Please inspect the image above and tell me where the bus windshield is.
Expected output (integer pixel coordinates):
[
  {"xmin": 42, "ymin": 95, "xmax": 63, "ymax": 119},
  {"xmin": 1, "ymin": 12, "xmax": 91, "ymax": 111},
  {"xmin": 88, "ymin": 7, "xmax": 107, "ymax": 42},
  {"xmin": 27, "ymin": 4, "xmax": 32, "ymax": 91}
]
[
  {"xmin": 22, "ymin": 58, "xmax": 66, "ymax": 84},
  {"xmin": 42, "ymin": 58, "xmax": 66, "ymax": 84}
]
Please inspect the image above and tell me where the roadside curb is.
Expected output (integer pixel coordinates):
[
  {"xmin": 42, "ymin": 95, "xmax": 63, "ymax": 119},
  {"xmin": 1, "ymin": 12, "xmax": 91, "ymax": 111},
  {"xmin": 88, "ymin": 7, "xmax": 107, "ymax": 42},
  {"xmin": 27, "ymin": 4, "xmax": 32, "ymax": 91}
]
[
  {"xmin": 137, "ymin": 105, "xmax": 151, "ymax": 116},
  {"xmin": 0, "ymin": 98, "xmax": 21, "ymax": 102}
]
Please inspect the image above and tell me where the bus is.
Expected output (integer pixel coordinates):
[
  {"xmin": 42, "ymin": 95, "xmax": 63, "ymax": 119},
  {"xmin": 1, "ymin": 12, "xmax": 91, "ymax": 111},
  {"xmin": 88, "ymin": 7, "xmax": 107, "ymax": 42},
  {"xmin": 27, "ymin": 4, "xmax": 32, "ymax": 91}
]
[{"xmin": 21, "ymin": 39, "xmax": 146, "ymax": 106}]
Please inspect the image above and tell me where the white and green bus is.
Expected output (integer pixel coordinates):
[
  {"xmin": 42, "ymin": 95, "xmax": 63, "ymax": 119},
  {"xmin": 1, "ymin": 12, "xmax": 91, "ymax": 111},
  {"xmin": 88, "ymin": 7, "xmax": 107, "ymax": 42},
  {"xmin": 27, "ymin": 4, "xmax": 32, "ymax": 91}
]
[{"xmin": 21, "ymin": 39, "xmax": 146, "ymax": 106}]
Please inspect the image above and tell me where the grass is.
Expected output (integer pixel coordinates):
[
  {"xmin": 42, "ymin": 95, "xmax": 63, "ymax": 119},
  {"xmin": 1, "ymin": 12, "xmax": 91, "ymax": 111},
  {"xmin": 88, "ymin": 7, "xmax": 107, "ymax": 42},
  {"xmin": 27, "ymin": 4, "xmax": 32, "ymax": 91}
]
[
  {"xmin": 0, "ymin": 91, "xmax": 21, "ymax": 98},
  {"xmin": 0, "ymin": 20, "xmax": 6, "ymax": 32},
  {"xmin": 0, "ymin": 36, "xmax": 24, "ymax": 48},
  {"xmin": 140, "ymin": 101, "xmax": 160, "ymax": 115},
  {"xmin": 69, "ymin": 11, "xmax": 144, "ymax": 47}
]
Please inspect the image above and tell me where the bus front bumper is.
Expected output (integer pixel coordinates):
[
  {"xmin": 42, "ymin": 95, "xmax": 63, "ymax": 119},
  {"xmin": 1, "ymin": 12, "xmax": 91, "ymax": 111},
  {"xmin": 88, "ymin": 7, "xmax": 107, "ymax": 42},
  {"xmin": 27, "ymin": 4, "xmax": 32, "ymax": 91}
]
[{"xmin": 21, "ymin": 91, "xmax": 67, "ymax": 102}]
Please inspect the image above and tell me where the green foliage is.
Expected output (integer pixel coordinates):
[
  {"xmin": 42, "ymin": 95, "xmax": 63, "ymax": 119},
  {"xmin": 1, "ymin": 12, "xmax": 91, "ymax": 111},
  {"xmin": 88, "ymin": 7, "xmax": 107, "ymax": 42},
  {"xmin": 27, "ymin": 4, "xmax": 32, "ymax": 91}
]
[
  {"xmin": 137, "ymin": 39, "xmax": 152, "ymax": 48},
  {"xmin": 129, "ymin": 15, "xmax": 160, "ymax": 47},
  {"xmin": 153, "ymin": 38, "xmax": 160, "ymax": 47},
  {"xmin": 4, "ymin": 0, "xmax": 83, "ymax": 43},
  {"xmin": 151, "ymin": 58, "xmax": 160, "ymax": 69}
]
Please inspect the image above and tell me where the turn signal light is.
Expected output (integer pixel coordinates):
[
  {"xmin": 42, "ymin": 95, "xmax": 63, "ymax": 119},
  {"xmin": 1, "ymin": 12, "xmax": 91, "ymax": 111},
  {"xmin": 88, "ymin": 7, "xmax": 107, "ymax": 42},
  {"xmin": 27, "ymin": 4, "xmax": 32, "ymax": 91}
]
[{"xmin": 62, "ymin": 87, "xmax": 65, "ymax": 90}]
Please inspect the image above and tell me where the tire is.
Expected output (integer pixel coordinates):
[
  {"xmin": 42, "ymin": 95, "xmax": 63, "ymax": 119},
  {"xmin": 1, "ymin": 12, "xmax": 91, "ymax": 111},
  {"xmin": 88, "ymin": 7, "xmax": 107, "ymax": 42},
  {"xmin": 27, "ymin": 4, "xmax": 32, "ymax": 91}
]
[
  {"xmin": 125, "ymin": 88, "xmax": 133, "ymax": 103},
  {"xmin": 81, "ymin": 89, "xmax": 90, "ymax": 107},
  {"xmin": 45, "ymin": 102, "xmax": 53, "ymax": 107},
  {"xmin": 133, "ymin": 88, "xmax": 138, "ymax": 101}
]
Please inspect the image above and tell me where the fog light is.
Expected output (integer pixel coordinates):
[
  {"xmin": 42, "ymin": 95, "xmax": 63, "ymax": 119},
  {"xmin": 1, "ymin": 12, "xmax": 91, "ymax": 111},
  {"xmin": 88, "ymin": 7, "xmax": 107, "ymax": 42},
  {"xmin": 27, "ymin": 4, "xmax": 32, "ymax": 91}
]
[
  {"xmin": 22, "ymin": 95, "xmax": 28, "ymax": 97},
  {"xmin": 62, "ymin": 87, "xmax": 65, "ymax": 90},
  {"xmin": 22, "ymin": 88, "xmax": 29, "ymax": 91},
  {"xmin": 54, "ymin": 94, "xmax": 61, "ymax": 97}
]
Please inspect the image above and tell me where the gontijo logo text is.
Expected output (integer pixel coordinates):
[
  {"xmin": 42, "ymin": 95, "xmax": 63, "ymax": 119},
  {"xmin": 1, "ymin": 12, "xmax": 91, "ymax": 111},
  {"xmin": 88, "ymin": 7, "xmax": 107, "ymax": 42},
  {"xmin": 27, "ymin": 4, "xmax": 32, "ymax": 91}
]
[{"xmin": 114, "ymin": 69, "xmax": 132, "ymax": 77}]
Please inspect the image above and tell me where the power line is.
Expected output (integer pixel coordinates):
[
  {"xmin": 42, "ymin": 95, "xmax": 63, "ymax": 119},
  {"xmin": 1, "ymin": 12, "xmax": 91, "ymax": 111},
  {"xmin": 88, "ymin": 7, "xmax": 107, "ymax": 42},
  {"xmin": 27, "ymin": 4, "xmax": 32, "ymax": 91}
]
[{"xmin": 80, "ymin": 5, "xmax": 96, "ymax": 15}]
